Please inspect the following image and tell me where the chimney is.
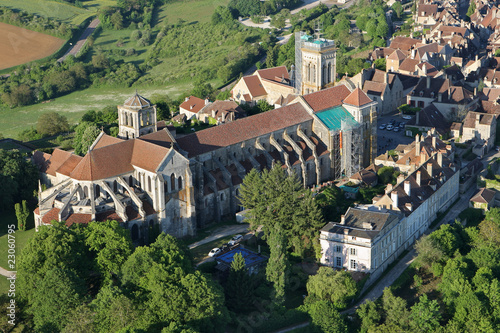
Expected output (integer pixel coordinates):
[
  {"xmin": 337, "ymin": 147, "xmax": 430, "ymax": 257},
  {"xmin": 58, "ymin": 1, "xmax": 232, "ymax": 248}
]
[
  {"xmin": 426, "ymin": 76, "xmax": 431, "ymax": 89},
  {"xmin": 474, "ymin": 87, "xmax": 477, "ymax": 96},
  {"xmin": 391, "ymin": 190, "xmax": 399, "ymax": 208},
  {"xmin": 344, "ymin": 228, "xmax": 349, "ymax": 235},
  {"xmin": 385, "ymin": 71, "xmax": 388, "ymax": 84},
  {"xmin": 205, "ymin": 98, "xmax": 209, "ymax": 105},
  {"xmin": 405, "ymin": 203, "xmax": 413, "ymax": 211},
  {"xmin": 432, "ymin": 136, "xmax": 437, "ymax": 148},
  {"xmin": 190, "ymin": 105, "xmax": 194, "ymax": 110},
  {"xmin": 385, "ymin": 183, "xmax": 393, "ymax": 194},
  {"xmin": 411, "ymin": 49, "xmax": 416, "ymax": 59},
  {"xmin": 438, "ymin": 92, "xmax": 442, "ymax": 102},
  {"xmin": 397, "ymin": 173, "xmax": 405, "ymax": 184},
  {"xmin": 416, "ymin": 171, "xmax": 421, "ymax": 186},
  {"xmin": 340, "ymin": 215, "xmax": 345, "ymax": 225},
  {"xmin": 423, "ymin": 64, "xmax": 427, "ymax": 76},
  {"xmin": 475, "ymin": 54, "xmax": 478, "ymax": 61},
  {"xmin": 427, "ymin": 162, "xmax": 433, "ymax": 177},
  {"xmin": 404, "ymin": 180, "xmax": 411, "ymax": 196},
  {"xmin": 212, "ymin": 110, "xmax": 216, "ymax": 118},
  {"xmin": 185, "ymin": 96, "xmax": 189, "ymax": 102},
  {"xmin": 438, "ymin": 30, "xmax": 442, "ymax": 38}
]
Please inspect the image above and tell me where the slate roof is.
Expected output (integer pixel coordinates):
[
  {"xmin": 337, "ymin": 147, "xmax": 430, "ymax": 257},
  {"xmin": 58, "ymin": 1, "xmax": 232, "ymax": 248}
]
[
  {"xmin": 321, "ymin": 207, "xmax": 402, "ymax": 240},
  {"xmin": 407, "ymin": 104, "xmax": 449, "ymax": 132},
  {"xmin": 302, "ymin": 85, "xmax": 351, "ymax": 112},
  {"xmin": 389, "ymin": 37, "xmax": 420, "ymax": 52},
  {"xmin": 463, "ymin": 111, "xmax": 495, "ymax": 128},
  {"xmin": 176, "ymin": 103, "xmax": 312, "ymax": 157},
  {"xmin": 470, "ymin": 188, "xmax": 496, "ymax": 203}
]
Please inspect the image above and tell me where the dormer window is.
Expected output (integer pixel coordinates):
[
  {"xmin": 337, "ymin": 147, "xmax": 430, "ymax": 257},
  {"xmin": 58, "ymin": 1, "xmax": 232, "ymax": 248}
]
[
  {"xmin": 431, "ymin": 92, "xmax": 435, "ymax": 98},
  {"xmin": 411, "ymin": 90, "xmax": 415, "ymax": 95},
  {"xmin": 419, "ymin": 91, "xmax": 424, "ymax": 97}
]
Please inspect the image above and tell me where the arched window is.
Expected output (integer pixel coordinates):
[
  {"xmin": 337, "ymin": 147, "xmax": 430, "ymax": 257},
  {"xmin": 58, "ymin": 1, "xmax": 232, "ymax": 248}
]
[
  {"xmin": 220, "ymin": 193, "xmax": 224, "ymax": 201},
  {"xmin": 147, "ymin": 176, "xmax": 151, "ymax": 192},
  {"xmin": 164, "ymin": 181, "xmax": 168, "ymax": 193},
  {"xmin": 171, "ymin": 174, "xmax": 175, "ymax": 192},
  {"xmin": 178, "ymin": 176, "xmax": 183, "ymax": 190},
  {"xmin": 113, "ymin": 180, "xmax": 118, "ymax": 193},
  {"xmin": 84, "ymin": 186, "xmax": 89, "ymax": 198},
  {"xmin": 131, "ymin": 224, "xmax": 139, "ymax": 241},
  {"xmin": 129, "ymin": 175, "xmax": 133, "ymax": 187},
  {"xmin": 95, "ymin": 184, "xmax": 100, "ymax": 198}
]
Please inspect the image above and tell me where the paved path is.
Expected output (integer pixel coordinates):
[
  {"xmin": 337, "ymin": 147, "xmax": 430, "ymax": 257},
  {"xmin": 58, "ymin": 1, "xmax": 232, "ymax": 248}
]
[
  {"xmin": 188, "ymin": 223, "xmax": 249, "ymax": 249},
  {"xmin": 0, "ymin": 266, "xmax": 15, "ymax": 278},
  {"xmin": 58, "ymin": 18, "xmax": 100, "ymax": 62}
]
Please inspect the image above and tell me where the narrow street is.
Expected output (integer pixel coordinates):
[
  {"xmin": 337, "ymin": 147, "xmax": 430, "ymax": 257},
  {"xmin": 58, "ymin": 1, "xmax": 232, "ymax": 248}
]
[{"xmin": 58, "ymin": 18, "xmax": 100, "ymax": 62}]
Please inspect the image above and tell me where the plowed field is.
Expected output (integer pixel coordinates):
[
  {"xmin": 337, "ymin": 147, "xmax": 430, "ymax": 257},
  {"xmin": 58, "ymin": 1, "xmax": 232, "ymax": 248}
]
[{"xmin": 0, "ymin": 22, "xmax": 65, "ymax": 70}]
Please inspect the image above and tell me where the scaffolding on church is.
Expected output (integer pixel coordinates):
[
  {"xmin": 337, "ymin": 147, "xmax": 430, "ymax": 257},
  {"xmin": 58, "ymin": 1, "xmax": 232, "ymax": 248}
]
[
  {"xmin": 331, "ymin": 131, "xmax": 342, "ymax": 180},
  {"xmin": 341, "ymin": 120, "xmax": 363, "ymax": 178},
  {"xmin": 294, "ymin": 32, "xmax": 303, "ymax": 93}
]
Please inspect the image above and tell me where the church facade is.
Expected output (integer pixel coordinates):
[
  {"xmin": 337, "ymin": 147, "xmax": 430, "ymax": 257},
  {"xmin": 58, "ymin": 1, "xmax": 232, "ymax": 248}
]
[{"xmin": 34, "ymin": 87, "xmax": 377, "ymax": 241}]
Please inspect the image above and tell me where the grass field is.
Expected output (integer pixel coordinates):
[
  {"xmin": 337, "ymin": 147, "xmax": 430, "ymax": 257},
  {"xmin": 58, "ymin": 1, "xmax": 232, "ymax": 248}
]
[
  {"xmin": 0, "ymin": 0, "xmax": 92, "ymax": 25},
  {"xmin": 0, "ymin": 84, "xmax": 194, "ymax": 139},
  {"xmin": 157, "ymin": 0, "xmax": 230, "ymax": 25},
  {"xmin": 0, "ymin": 22, "xmax": 65, "ymax": 70}
]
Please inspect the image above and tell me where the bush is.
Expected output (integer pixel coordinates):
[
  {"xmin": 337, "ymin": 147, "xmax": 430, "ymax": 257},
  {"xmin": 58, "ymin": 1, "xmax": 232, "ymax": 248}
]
[{"xmin": 431, "ymin": 262, "xmax": 444, "ymax": 277}]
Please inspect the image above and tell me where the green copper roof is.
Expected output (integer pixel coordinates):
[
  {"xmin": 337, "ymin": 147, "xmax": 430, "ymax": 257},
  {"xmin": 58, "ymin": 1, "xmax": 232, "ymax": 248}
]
[{"xmin": 315, "ymin": 106, "xmax": 358, "ymax": 131}]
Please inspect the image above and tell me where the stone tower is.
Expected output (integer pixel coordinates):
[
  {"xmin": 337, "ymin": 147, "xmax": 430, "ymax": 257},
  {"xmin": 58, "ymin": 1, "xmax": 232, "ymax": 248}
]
[
  {"xmin": 118, "ymin": 92, "xmax": 157, "ymax": 140},
  {"xmin": 295, "ymin": 31, "xmax": 336, "ymax": 95}
]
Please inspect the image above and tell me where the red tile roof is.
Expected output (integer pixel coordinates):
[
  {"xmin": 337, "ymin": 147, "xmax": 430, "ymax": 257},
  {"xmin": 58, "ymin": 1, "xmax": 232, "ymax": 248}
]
[
  {"xmin": 177, "ymin": 103, "xmax": 312, "ymax": 157},
  {"xmin": 92, "ymin": 133, "xmax": 123, "ymax": 150},
  {"xmin": 302, "ymin": 85, "xmax": 351, "ymax": 112},
  {"xmin": 470, "ymin": 188, "xmax": 496, "ymax": 203},
  {"xmin": 65, "ymin": 213, "xmax": 92, "ymax": 227},
  {"xmin": 343, "ymin": 88, "xmax": 373, "ymax": 107},
  {"xmin": 180, "ymin": 96, "xmax": 206, "ymax": 113},
  {"xmin": 56, "ymin": 154, "xmax": 83, "ymax": 177},
  {"xmin": 243, "ymin": 75, "xmax": 267, "ymax": 97},
  {"xmin": 256, "ymin": 66, "xmax": 289, "ymax": 85},
  {"xmin": 44, "ymin": 149, "xmax": 72, "ymax": 176}
]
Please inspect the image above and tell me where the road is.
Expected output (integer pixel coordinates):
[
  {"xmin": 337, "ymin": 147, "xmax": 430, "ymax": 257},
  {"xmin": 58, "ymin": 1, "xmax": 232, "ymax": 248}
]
[
  {"xmin": 58, "ymin": 18, "xmax": 100, "ymax": 62},
  {"xmin": 0, "ymin": 266, "xmax": 15, "ymax": 278},
  {"xmin": 188, "ymin": 223, "xmax": 249, "ymax": 249}
]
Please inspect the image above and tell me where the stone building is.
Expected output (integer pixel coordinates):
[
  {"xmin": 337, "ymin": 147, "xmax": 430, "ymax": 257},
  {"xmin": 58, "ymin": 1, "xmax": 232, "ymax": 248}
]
[
  {"xmin": 34, "ymin": 90, "xmax": 376, "ymax": 239},
  {"xmin": 294, "ymin": 31, "xmax": 337, "ymax": 95}
]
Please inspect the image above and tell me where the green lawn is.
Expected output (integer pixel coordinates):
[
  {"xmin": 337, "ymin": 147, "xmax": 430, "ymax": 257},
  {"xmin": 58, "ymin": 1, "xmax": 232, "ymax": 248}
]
[
  {"xmin": 0, "ymin": 84, "xmax": 192, "ymax": 139},
  {"xmin": 0, "ymin": 0, "xmax": 91, "ymax": 25},
  {"xmin": 157, "ymin": 0, "xmax": 230, "ymax": 25}
]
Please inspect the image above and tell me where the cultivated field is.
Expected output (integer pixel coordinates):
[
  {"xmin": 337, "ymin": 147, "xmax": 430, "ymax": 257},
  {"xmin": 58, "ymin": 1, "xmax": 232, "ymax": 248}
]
[{"xmin": 0, "ymin": 22, "xmax": 65, "ymax": 70}]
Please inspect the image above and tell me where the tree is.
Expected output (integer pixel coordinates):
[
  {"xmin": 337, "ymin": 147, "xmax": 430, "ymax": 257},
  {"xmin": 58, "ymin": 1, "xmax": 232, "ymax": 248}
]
[
  {"xmin": 356, "ymin": 14, "xmax": 369, "ymax": 31},
  {"xmin": 266, "ymin": 225, "xmax": 288, "ymax": 306},
  {"xmin": 111, "ymin": 10, "xmax": 124, "ymax": 29},
  {"xmin": 374, "ymin": 58, "xmax": 386, "ymax": 71},
  {"xmin": 392, "ymin": 2, "xmax": 403, "ymax": 19},
  {"xmin": 308, "ymin": 300, "xmax": 348, "ymax": 333},
  {"xmin": 466, "ymin": 1, "xmax": 476, "ymax": 18},
  {"xmin": 0, "ymin": 149, "xmax": 39, "ymax": 211},
  {"xmin": 266, "ymin": 45, "xmax": 278, "ymax": 68},
  {"xmin": 30, "ymin": 268, "xmax": 86, "ymax": 331},
  {"xmin": 225, "ymin": 252, "xmax": 255, "ymax": 312},
  {"xmin": 414, "ymin": 234, "xmax": 444, "ymax": 270},
  {"xmin": 15, "ymin": 200, "xmax": 29, "ymax": 231},
  {"xmin": 409, "ymin": 294, "xmax": 441, "ymax": 332},
  {"xmin": 306, "ymin": 267, "xmax": 357, "ymax": 309},
  {"xmin": 238, "ymin": 163, "xmax": 324, "ymax": 255},
  {"xmin": 377, "ymin": 166, "xmax": 397, "ymax": 185},
  {"xmin": 85, "ymin": 220, "xmax": 133, "ymax": 280},
  {"xmin": 365, "ymin": 19, "xmax": 378, "ymax": 38},
  {"xmin": 357, "ymin": 300, "xmax": 381, "ymax": 333},
  {"xmin": 36, "ymin": 112, "xmax": 70, "ymax": 136},
  {"xmin": 381, "ymin": 288, "xmax": 410, "ymax": 329},
  {"xmin": 73, "ymin": 122, "xmax": 101, "ymax": 156},
  {"xmin": 92, "ymin": 54, "xmax": 110, "ymax": 69}
]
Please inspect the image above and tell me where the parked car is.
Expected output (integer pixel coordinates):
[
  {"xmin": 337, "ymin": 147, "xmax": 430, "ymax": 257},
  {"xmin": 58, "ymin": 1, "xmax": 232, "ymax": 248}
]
[
  {"xmin": 402, "ymin": 115, "xmax": 412, "ymax": 120},
  {"xmin": 386, "ymin": 124, "xmax": 394, "ymax": 131},
  {"xmin": 379, "ymin": 124, "xmax": 386, "ymax": 130},
  {"xmin": 393, "ymin": 127, "xmax": 400, "ymax": 132},
  {"xmin": 400, "ymin": 122, "xmax": 405, "ymax": 128},
  {"xmin": 228, "ymin": 234, "xmax": 243, "ymax": 246},
  {"xmin": 208, "ymin": 248, "xmax": 221, "ymax": 257},
  {"xmin": 389, "ymin": 119, "xmax": 396, "ymax": 125}
]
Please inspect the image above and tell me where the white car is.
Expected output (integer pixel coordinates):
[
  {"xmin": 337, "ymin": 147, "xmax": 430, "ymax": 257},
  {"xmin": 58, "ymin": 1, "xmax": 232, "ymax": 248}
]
[
  {"xmin": 228, "ymin": 234, "xmax": 243, "ymax": 246},
  {"xmin": 208, "ymin": 248, "xmax": 221, "ymax": 257},
  {"xmin": 386, "ymin": 124, "xmax": 394, "ymax": 131},
  {"xmin": 402, "ymin": 115, "xmax": 412, "ymax": 120},
  {"xmin": 379, "ymin": 124, "xmax": 386, "ymax": 130}
]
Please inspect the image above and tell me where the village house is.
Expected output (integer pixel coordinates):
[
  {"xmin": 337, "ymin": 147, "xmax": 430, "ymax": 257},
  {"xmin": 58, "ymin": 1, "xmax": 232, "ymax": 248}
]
[
  {"xmin": 469, "ymin": 187, "xmax": 497, "ymax": 210},
  {"xmin": 461, "ymin": 111, "xmax": 497, "ymax": 155}
]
